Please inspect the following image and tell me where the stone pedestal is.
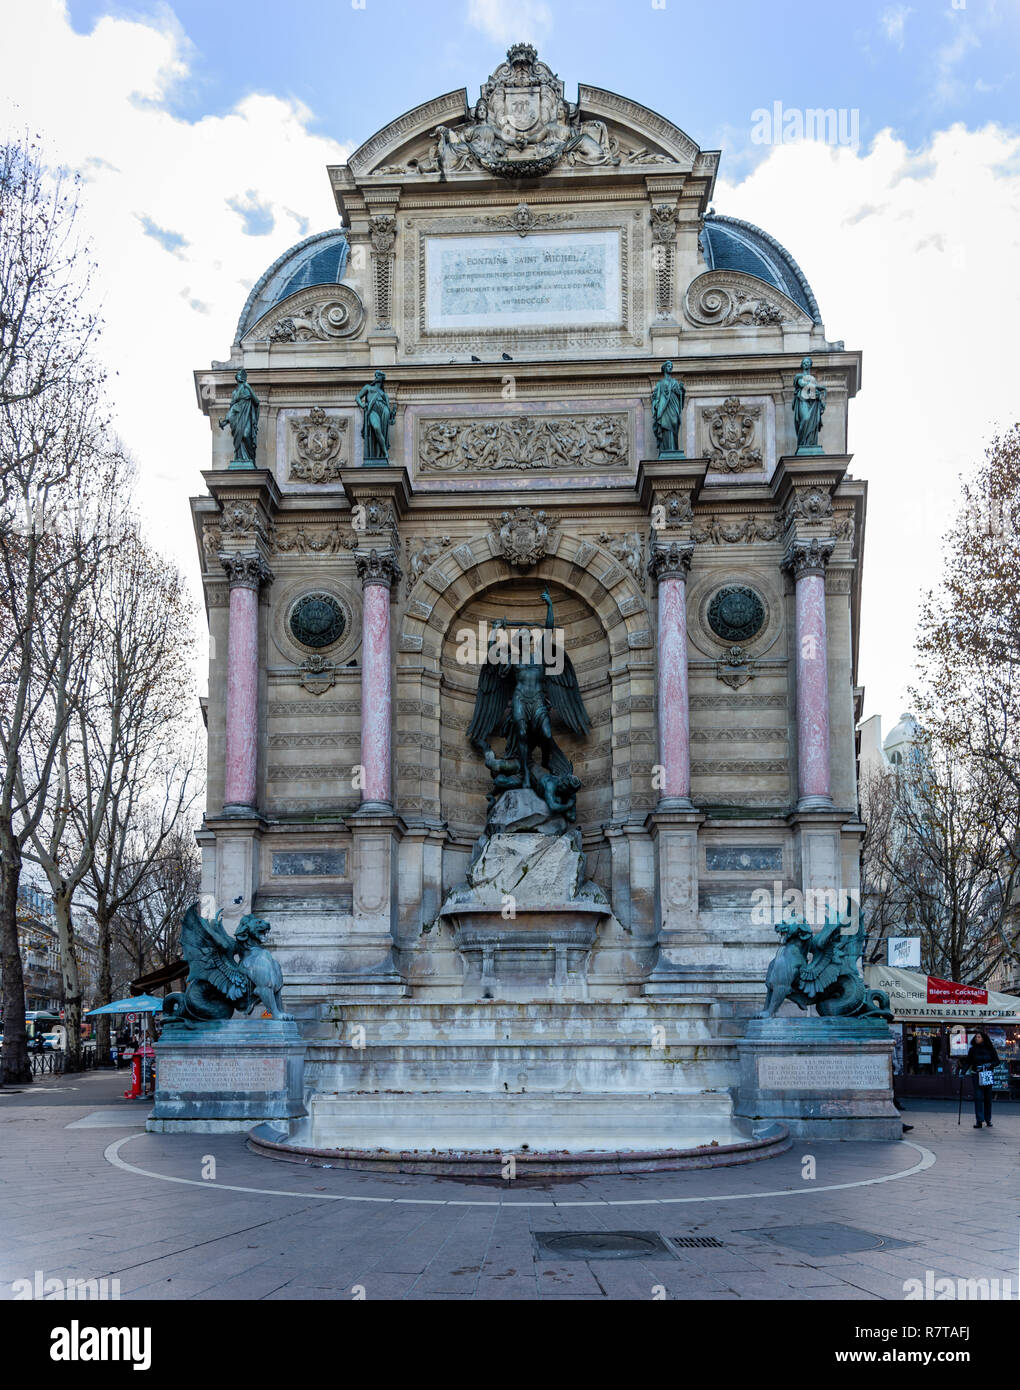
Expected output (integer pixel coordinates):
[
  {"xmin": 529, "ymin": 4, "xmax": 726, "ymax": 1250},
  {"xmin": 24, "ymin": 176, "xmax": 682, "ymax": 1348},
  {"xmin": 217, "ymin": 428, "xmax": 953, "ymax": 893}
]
[
  {"xmin": 438, "ymin": 793, "xmax": 611, "ymax": 999},
  {"xmin": 146, "ymin": 1018, "xmax": 307, "ymax": 1134},
  {"xmin": 732, "ymin": 1016, "xmax": 900, "ymax": 1140}
]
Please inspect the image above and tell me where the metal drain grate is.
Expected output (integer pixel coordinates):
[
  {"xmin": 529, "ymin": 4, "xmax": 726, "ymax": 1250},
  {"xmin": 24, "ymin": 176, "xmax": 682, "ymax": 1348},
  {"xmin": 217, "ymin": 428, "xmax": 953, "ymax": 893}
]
[
  {"xmin": 534, "ymin": 1231, "xmax": 676, "ymax": 1261},
  {"xmin": 670, "ymin": 1236, "xmax": 725, "ymax": 1249}
]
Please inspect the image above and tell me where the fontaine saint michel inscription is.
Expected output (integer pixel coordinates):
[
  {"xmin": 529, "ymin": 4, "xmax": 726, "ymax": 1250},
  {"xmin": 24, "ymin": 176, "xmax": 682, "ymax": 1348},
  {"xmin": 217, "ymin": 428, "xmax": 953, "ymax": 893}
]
[{"xmin": 426, "ymin": 230, "xmax": 621, "ymax": 330}]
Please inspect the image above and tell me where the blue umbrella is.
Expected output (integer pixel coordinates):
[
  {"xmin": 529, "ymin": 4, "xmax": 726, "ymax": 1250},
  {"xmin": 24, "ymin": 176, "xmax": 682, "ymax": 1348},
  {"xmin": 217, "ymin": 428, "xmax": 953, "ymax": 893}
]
[{"xmin": 86, "ymin": 994, "xmax": 164, "ymax": 1015}]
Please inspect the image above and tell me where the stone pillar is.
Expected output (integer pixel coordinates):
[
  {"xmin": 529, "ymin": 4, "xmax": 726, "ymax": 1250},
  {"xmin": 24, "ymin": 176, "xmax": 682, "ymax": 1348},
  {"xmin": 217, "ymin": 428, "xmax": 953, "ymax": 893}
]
[
  {"xmin": 219, "ymin": 553, "xmax": 272, "ymax": 814},
  {"xmin": 648, "ymin": 540, "xmax": 694, "ymax": 810},
  {"xmin": 355, "ymin": 549, "xmax": 401, "ymax": 812},
  {"xmin": 784, "ymin": 538, "xmax": 835, "ymax": 811}
]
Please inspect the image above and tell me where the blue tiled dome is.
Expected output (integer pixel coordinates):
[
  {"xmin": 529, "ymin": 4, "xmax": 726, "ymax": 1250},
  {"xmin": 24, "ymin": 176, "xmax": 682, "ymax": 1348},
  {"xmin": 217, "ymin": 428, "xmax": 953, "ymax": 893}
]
[
  {"xmin": 701, "ymin": 215, "xmax": 820, "ymax": 322},
  {"xmin": 235, "ymin": 230, "xmax": 350, "ymax": 342}
]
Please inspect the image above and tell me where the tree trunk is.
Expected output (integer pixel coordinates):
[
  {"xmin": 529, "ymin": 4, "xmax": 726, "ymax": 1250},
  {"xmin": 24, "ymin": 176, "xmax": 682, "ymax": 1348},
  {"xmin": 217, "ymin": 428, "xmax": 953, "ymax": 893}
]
[
  {"xmin": 0, "ymin": 828, "xmax": 31, "ymax": 1086},
  {"xmin": 96, "ymin": 908, "xmax": 112, "ymax": 1064},
  {"xmin": 53, "ymin": 891, "xmax": 82, "ymax": 1073}
]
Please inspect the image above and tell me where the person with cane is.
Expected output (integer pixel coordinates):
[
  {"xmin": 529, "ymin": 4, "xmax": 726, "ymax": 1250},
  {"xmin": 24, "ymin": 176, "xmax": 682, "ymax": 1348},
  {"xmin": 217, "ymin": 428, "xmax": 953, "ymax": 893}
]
[{"xmin": 964, "ymin": 1029, "xmax": 1000, "ymax": 1129}]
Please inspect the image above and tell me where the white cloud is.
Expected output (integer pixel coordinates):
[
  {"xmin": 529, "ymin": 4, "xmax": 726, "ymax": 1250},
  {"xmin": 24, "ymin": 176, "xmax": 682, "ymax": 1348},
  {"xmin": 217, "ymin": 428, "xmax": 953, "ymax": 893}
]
[
  {"xmin": 0, "ymin": 0, "xmax": 350, "ymax": 664},
  {"xmin": 466, "ymin": 0, "xmax": 552, "ymax": 47},
  {"xmin": 880, "ymin": 4, "xmax": 912, "ymax": 49},
  {"xmin": 716, "ymin": 124, "xmax": 1020, "ymax": 725}
]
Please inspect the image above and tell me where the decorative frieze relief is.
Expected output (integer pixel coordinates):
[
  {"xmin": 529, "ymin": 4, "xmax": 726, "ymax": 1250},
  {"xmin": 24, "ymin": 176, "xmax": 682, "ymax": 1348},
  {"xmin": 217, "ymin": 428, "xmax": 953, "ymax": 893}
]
[
  {"xmin": 690, "ymin": 727, "xmax": 787, "ymax": 742},
  {"xmin": 288, "ymin": 407, "xmax": 348, "ymax": 483},
  {"xmin": 704, "ymin": 398, "xmax": 763, "ymax": 473},
  {"xmin": 690, "ymin": 515, "xmax": 780, "ymax": 544},
  {"xmin": 690, "ymin": 694, "xmax": 786, "ymax": 709},
  {"xmin": 267, "ymin": 763, "xmax": 354, "ymax": 782},
  {"xmin": 691, "ymin": 759, "xmax": 788, "ymax": 776},
  {"xmin": 268, "ymin": 731, "xmax": 361, "ymax": 748},
  {"xmin": 271, "ymin": 523, "xmax": 357, "ymax": 554},
  {"xmin": 418, "ymin": 412, "xmax": 628, "ymax": 473},
  {"xmin": 270, "ymin": 700, "xmax": 362, "ymax": 717}
]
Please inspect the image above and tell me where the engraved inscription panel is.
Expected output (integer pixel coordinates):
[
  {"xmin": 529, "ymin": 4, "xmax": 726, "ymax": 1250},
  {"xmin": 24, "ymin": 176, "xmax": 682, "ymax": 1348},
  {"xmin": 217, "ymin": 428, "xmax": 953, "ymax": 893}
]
[
  {"xmin": 706, "ymin": 845, "xmax": 783, "ymax": 872},
  {"xmin": 271, "ymin": 850, "xmax": 348, "ymax": 878},
  {"xmin": 426, "ymin": 231, "xmax": 621, "ymax": 330},
  {"xmin": 158, "ymin": 1056, "xmax": 286, "ymax": 1093},
  {"xmin": 757, "ymin": 1053, "xmax": 890, "ymax": 1091}
]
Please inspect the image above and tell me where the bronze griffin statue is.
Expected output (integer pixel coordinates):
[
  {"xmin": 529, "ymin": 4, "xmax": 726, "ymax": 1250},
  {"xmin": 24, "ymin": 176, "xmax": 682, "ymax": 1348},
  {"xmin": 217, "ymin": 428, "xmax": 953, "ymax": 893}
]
[
  {"xmin": 759, "ymin": 908, "xmax": 893, "ymax": 1022},
  {"xmin": 163, "ymin": 903, "xmax": 293, "ymax": 1024},
  {"xmin": 466, "ymin": 589, "xmax": 589, "ymax": 821}
]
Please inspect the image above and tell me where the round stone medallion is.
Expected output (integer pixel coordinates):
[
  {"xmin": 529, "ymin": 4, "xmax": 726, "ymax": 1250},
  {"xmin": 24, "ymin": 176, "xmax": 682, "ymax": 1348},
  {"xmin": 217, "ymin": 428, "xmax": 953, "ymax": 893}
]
[
  {"xmin": 706, "ymin": 585, "xmax": 766, "ymax": 644},
  {"xmin": 288, "ymin": 592, "xmax": 346, "ymax": 649}
]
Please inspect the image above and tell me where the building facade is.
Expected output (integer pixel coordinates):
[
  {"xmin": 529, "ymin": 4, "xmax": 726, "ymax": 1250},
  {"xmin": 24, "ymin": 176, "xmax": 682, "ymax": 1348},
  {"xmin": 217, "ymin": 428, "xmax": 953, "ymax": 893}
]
[{"xmin": 190, "ymin": 49, "xmax": 867, "ymax": 1121}]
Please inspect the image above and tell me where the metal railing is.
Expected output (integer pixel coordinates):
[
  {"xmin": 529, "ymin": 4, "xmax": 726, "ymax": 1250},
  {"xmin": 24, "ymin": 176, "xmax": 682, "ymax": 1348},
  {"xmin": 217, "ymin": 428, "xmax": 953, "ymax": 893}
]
[{"xmin": 28, "ymin": 1047, "xmax": 100, "ymax": 1076}]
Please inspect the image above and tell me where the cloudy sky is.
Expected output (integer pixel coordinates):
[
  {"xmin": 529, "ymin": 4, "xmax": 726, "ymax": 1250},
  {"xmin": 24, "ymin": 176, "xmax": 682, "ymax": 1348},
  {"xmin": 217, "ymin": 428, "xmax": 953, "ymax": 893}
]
[{"xmin": 2, "ymin": 0, "xmax": 1019, "ymax": 733}]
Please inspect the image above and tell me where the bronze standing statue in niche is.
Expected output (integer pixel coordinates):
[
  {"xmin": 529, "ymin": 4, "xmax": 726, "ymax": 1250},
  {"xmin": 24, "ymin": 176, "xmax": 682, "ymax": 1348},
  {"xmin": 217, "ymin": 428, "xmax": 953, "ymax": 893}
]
[
  {"xmin": 651, "ymin": 359, "xmax": 685, "ymax": 457},
  {"xmin": 219, "ymin": 368, "xmax": 260, "ymax": 467},
  {"xmin": 466, "ymin": 590, "xmax": 589, "ymax": 821},
  {"xmin": 356, "ymin": 370, "xmax": 396, "ymax": 462}
]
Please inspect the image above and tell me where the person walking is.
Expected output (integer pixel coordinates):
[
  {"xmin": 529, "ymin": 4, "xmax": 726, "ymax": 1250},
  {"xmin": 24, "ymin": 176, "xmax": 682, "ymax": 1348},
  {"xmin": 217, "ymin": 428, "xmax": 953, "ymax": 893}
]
[{"xmin": 966, "ymin": 1030, "xmax": 1000, "ymax": 1129}]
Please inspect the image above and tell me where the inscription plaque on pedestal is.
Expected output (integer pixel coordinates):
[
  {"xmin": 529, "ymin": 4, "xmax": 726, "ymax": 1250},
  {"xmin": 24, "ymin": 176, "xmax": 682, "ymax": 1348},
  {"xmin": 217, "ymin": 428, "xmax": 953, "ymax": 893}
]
[{"xmin": 757, "ymin": 1053, "xmax": 890, "ymax": 1091}]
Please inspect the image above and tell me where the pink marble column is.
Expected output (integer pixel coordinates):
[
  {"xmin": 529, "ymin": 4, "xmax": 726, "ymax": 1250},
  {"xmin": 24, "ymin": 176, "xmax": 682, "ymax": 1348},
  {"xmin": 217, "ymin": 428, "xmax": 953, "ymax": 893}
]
[
  {"xmin": 355, "ymin": 549, "xmax": 401, "ymax": 811},
  {"xmin": 648, "ymin": 541, "xmax": 694, "ymax": 808},
  {"xmin": 786, "ymin": 538, "xmax": 835, "ymax": 809},
  {"xmin": 220, "ymin": 553, "xmax": 272, "ymax": 813}
]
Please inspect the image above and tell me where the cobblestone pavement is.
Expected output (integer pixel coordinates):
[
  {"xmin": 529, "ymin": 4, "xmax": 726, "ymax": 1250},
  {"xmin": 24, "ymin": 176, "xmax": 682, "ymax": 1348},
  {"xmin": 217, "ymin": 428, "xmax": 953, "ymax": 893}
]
[{"xmin": 1, "ymin": 1070, "xmax": 1017, "ymax": 1301}]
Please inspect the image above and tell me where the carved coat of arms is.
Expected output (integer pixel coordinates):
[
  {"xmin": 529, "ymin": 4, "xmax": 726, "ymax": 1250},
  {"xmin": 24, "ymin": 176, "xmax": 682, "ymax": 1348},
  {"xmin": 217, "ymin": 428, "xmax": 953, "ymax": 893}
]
[{"xmin": 493, "ymin": 507, "xmax": 555, "ymax": 570}]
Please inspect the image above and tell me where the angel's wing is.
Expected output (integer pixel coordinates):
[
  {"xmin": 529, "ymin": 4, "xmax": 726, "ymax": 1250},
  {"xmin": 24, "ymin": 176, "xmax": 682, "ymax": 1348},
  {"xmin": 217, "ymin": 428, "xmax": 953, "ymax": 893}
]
[
  {"xmin": 545, "ymin": 651, "xmax": 590, "ymax": 739},
  {"xmin": 466, "ymin": 651, "xmax": 511, "ymax": 747},
  {"xmin": 180, "ymin": 902, "xmax": 250, "ymax": 1002}
]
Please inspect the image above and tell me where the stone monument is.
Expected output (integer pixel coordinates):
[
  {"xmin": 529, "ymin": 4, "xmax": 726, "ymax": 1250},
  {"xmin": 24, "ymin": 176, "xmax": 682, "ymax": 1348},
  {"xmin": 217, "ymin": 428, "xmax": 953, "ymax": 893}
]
[
  {"xmin": 147, "ymin": 905, "xmax": 306, "ymax": 1134},
  {"xmin": 187, "ymin": 43, "xmax": 880, "ymax": 1170},
  {"xmin": 733, "ymin": 910, "xmax": 901, "ymax": 1139}
]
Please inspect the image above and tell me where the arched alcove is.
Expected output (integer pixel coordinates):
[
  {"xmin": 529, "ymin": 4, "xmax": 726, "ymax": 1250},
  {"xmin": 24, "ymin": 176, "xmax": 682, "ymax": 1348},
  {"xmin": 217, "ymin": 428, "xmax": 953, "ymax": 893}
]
[{"xmin": 437, "ymin": 578, "xmax": 613, "ymax": 838}]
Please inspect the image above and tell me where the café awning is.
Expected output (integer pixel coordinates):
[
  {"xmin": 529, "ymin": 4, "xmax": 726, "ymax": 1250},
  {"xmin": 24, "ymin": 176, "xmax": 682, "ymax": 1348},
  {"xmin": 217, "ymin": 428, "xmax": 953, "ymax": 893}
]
[{"xmin": 864, "ymin": 965, "xmax": 1020, "ymax": 1023}]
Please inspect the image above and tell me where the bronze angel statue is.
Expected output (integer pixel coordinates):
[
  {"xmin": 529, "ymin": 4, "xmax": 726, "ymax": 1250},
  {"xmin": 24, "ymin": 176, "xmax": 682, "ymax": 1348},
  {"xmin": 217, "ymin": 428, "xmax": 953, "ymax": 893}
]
[
  {"xmin": 163, "ymin": 903, "xmax": 292, "ymax": 1024},
  {"xmin": 466, "ymin": 589, "xmax": 590, "ymax": 821}
]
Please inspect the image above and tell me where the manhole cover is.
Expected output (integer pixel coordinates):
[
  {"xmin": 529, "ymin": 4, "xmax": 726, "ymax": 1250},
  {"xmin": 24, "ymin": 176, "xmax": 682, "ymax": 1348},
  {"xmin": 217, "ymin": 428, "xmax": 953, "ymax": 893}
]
[
  {"xmin": 743, "ymin": 1223, "xmax": 912, "ymax": 1256},
  {"xmin": 534, "ymin": 1231, "xmax": 676, "ymax": 1261}
]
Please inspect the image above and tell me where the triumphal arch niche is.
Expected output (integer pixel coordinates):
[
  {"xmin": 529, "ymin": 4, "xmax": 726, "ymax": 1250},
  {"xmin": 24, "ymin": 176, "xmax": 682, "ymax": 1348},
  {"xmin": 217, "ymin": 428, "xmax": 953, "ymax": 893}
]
[{"xmin": 192, "ymin": 44, "xmax": 868, "ymax": 1163}]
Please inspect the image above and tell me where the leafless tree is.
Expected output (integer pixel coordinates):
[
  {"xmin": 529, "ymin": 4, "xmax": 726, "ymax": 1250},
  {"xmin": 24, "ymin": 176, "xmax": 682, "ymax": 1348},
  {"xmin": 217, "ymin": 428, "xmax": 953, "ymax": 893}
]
[
  {"xmin": 0, "ymin": 135, "xmax": 109, "ymax": 1084},
  {"xmin": 73, "ymin": 532, "xmax": 202, "ymax": 1060},
  {"xmin": 860, "ymin": 737, "xmax": 1016, "ymax": 983},
  {"xmin": 914, "ymin": 424, "xmax": 1020, "ymax": 979}
]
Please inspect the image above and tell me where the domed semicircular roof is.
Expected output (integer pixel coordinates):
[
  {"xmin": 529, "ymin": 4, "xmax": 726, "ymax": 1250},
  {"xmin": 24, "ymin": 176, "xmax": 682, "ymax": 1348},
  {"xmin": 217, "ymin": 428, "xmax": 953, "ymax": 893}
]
[
  {"xmin": 235, "ymin": 228, "xmax": 350, "ymax": 343},
  {"xmin": 702, "ymin": 214, "xmax": 820, "ymax": 323}
]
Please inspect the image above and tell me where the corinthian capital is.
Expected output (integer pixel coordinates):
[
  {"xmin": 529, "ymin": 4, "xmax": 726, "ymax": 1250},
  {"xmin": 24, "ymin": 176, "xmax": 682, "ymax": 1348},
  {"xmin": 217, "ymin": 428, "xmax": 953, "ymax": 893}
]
[
  {"xmin": 355, "ymin": 548, "xmax": 402, "ymax": 590},
  {"xmin": 218, "ymin": 552, "xmax": 274, "ymax": 591},
  {"xmin": 783, "ymin": 537, "xmax": 835, "ymax": 580},
  {"xmin": 647, "ymin": 540, "xmax": 694, "ymax": 583}
]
